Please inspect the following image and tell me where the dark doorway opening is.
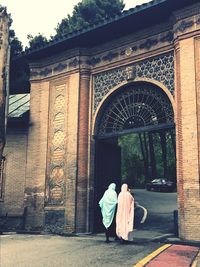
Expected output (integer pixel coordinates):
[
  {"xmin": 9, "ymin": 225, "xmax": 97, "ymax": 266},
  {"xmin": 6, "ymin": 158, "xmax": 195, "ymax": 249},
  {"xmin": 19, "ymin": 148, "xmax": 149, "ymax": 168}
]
[{"xmin": 94, "ymin": 138, "xmax": 121, "ymax": 232}]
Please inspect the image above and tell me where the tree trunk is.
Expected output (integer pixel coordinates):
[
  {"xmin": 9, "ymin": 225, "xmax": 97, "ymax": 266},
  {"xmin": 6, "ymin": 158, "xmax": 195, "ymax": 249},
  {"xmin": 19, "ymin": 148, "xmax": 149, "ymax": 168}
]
[
  {"xmin": 143, "ymin": 132, "xmax": 150, "ymax": 181},
  {"xmin": 148, "ymin": 132, "xmax": 157, "ymax": 179},
  {"xmin": 170, "ymin": 129, "xmax": 176, "ymax": 156},
  {"xmin": 159, "ymin": 131, "xmax": 168, "ymax": 178},
  {"xmin": 139, "ymin": 133, "xmax": 149, "ymax": 182}
]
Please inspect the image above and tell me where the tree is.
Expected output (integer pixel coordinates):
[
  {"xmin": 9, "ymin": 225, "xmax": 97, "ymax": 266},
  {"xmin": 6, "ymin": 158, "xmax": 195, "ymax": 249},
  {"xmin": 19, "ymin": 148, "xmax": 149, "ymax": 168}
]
[
  {"xmin": 10, "ymin": 32, "xmax": 48, "ymax": 94},
  {"xmin": 159, "ymin": 131, "xmax": 168, "ymax": 178},
  {"xmin": 148, "ymin": 132, "xmax": 157, "ymax": 179},
  {"xmin": 55, "ymin": 0, "xmax": 125, "ymax": 38},
  {"xmin": 8, "ymin": 29, "xmax": 30, "ymax": 94},
  {"xmin": 119, "ymin": 129, "xmax": 176, "ymax": 188},
  {"xmin": 24, "ymin": 1, "xmax": 125, "ymax": 46},
  {"xmin": 27, "ymin": 33, "xmax": 48, "ymax": 49},
  {"xmin": 9, "ymin": 30, "xmax": 23, "ymax": 57},
  {"xmin": 119, "ymin": 134, "xmax": 144, "ymax": 187},
  {"xmin": 139, "ymin": 133, "xmax": 150, "ymax": 182}
]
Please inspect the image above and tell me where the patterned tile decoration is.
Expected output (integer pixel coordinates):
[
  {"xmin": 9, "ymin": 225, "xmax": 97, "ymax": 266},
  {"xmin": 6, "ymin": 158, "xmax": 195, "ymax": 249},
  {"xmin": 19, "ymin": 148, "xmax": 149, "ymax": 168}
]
[
  {"xmin": 93, "ymin": 52, "xmax": 174, "ymax": 111},
  {"xmin": 46, "ymin": 84, "xmax": 67, "ymax": 206}
]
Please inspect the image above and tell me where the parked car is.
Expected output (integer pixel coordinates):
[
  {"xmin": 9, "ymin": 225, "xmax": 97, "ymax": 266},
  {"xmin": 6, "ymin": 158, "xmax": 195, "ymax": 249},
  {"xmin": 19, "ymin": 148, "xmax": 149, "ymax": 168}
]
[{"xmin": 146, "ymin": 178, "xmax": 175, "ymax": 192}]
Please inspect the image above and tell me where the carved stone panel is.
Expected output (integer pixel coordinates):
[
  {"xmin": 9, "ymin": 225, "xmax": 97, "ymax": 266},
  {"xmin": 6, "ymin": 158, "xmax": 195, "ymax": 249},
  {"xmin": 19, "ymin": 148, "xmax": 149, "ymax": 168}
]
[{"xmin": 46, "ymin": 83, "xmax": 67, "ymax": 206}]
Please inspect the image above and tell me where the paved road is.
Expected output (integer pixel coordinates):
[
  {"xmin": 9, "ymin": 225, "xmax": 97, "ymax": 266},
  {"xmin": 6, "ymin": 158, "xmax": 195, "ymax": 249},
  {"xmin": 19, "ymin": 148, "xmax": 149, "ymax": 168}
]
[
  {"xmin": 0, "ymin": 234, "xmax": 160, "ymax": 267},
  {"xmin": 134, "ymin": 189, "xmax": 177, "ymax": 236},
  {"xmin": 0, "ymin": 190, "xmax": 177, "ymax": 267}
]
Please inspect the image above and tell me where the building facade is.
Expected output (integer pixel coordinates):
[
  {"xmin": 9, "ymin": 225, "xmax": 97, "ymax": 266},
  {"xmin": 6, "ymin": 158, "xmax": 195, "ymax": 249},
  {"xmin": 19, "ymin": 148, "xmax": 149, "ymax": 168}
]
[{"xmin": 1, "ymin": 0, "xmax": 200, "ymax": 241}]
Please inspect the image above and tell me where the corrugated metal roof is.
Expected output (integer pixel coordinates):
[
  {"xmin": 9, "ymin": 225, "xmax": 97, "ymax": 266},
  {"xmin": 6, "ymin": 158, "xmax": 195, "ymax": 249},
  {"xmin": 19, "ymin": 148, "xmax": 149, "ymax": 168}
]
[{"xmin": 8, "ymin": 94, "xmax": 30, "ymax": 118}]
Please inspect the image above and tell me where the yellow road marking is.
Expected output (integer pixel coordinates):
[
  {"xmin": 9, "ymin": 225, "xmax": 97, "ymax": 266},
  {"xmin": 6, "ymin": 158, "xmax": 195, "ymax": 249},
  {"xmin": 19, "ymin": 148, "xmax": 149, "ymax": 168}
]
[
  {"xmin": 191, "ymin": 250, "xmax": 200, "ymax": 267},
  {"xmin": 133, "ymin": 244, "xmax": 172, "ymax": 267}
]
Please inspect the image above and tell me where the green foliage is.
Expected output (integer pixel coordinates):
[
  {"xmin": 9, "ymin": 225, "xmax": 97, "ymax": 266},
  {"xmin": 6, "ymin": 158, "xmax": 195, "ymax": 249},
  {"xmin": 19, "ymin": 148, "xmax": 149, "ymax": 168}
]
[
  {"xmin": 118, "ymin": 130, "xmax": 176, "ymax": 188},
  {"xmin": 153, "ymin": 131, "xmax": 176, "ymax": 180},
  {"xmin": 9, "ymin": 26, "xmax": 47, "ymax": 94},
  {"xmin": 26, "ymin": 33, "xmax": 48, "ymax": 49},
  {"xmin": 9, "ymin": 30, "xmax": 23, "ymax": 57},
  {"xmin": 9, "ymin": 30, "xmax": 30, "ymax": 94},
  {"xmin": 10, "ymin": 58, "xmax": 30, "ymax": 94},
  {"xmin": 9, "ymin": 0, "xmax": 125, "ymax": 92},
  {"xmin": 55, "ymin": 0, "xmax": 125, "ymax": 38},
  {"xmin": 26, "ymin": 0, "xmax": 125, "ymax": 47},
  {"xmin": 119, "ymin": 134, "xmax": 144, "ymax": 187}
]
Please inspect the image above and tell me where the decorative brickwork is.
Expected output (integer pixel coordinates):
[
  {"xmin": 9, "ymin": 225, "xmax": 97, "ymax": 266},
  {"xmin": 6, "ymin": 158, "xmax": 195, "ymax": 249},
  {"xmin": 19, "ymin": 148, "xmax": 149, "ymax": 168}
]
[
  {"xmin": 93, "ymin": 52, "xmax": 174, "ymax": 111},
  {"xmin": 46, "ymin": 84, "xmax": 67, "ymax": 206}
]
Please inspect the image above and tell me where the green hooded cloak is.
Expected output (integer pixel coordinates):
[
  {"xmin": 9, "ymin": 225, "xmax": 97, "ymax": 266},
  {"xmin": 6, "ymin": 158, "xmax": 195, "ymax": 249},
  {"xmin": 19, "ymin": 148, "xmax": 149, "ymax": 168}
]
[{"xmin": 99, "ymin": 183, "xmax": 118, "ymax": 229}]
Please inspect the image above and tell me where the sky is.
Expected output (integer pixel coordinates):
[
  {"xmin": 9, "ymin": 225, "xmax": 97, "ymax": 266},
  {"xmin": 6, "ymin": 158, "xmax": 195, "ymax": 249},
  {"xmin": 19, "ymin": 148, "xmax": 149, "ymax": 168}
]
[{"xmin": 1, "ymin": 0, "xmax": 150, "ymax": 47}]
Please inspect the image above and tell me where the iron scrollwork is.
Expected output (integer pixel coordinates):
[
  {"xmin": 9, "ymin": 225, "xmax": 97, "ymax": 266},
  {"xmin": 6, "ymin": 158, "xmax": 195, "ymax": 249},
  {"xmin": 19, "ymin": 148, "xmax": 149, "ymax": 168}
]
[{"xmin": 97, "ymin": 83, "xmax": 174, "ymax": 137}]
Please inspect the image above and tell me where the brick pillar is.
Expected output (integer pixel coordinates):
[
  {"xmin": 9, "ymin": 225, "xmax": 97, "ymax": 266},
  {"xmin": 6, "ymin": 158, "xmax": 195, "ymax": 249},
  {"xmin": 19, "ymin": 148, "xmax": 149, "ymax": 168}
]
[
  {"xmin": 64, "ymin": 73, "xmax": 80, "ymax": 233},
  {"xmin": 76, "ymin": 70, "xmax": 90, "ymax": 232},
  {"xmin": 174, "ymin": 41, "xmax": 185, "ymax": 238},
  {"xmin": 24, "ymin": 81, "xmax": 50, "ymax": 231},
  {"xmin": 175, "ymin": 37, "xmax": 200, "ymax": 241}
]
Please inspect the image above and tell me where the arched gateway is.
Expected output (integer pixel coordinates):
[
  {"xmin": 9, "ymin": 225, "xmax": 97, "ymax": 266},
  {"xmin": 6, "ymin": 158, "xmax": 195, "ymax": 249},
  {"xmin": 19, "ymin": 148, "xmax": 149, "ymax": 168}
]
[
  {"xmin": 93, "ymin": 81, "xmax": 175, "ymax": 231},
  {"xmin": 2, "ymin": 0, "xmax": 200, "ymax": 242},
  {"xmin": 94, "ymin": 81, "xmax": 174, "ymax": 138}
]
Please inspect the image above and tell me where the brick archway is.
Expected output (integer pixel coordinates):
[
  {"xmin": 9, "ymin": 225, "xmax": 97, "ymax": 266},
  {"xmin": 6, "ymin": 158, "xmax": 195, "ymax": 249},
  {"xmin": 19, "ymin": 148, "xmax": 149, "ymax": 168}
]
[
  {"xmin": 92, "ymin": 80, "xmax": 176, "ymax": 233},
  {"xmin": 93, "ymin": 80, "xmax": 175, "ymax": 138}
]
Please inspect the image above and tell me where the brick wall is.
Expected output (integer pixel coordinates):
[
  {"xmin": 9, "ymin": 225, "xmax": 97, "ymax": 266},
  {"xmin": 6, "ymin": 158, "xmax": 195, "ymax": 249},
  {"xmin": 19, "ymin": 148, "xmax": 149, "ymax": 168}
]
[
  {"xmin": 64, "ymin": 73, "xmax": 79, "ymax": 233},
  {"xmin": 24, "ymin": 81, "xmax": 49, "ymax": 231},
  {"xmin": 175, "ymin": 36, "xmax": 200, "ymax": 241},
  {"xmin": 25, "ymin": 72, "xmax": 80, "ymax": 234},
  {"xmin": 0, "ymin": 127, "xmax": 28, "ymax": 217},
  {"xmin": 76, "ymin": 70, "xmax": 91, "ymax": 233}
]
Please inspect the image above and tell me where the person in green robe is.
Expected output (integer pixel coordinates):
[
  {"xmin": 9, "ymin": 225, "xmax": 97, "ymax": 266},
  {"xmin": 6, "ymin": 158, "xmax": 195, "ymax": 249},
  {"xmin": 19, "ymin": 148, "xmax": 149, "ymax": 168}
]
[{"xmin": 99, "ymin": 183, "xmax": 118, "ymax": 243}]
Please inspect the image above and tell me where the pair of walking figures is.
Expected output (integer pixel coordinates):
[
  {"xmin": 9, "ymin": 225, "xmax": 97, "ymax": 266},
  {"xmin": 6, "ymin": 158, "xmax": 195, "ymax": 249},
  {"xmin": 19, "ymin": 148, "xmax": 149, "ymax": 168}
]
[{"xmin": 99, "ymin": 183, "xmax": 147, "ymax": 243}]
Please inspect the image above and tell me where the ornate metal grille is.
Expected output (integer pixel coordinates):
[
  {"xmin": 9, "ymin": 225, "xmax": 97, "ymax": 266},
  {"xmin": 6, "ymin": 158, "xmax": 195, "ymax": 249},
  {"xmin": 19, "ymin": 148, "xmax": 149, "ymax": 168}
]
[
  {"xmin": 97, "ymin": 82, "xmax": 174, "ymax": 137},
  {"xmin": 93, "ymin": 52, "xmax": 174, "ymax": 111}
]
